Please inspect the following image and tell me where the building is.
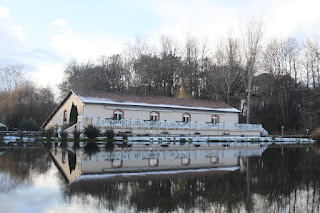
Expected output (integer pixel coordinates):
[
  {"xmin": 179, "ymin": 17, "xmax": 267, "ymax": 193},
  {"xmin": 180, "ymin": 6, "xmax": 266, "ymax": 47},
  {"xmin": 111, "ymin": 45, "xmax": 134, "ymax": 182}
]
[{"xmin": 42, "ymin": 90, "xmax": 268, "ymax": 136}]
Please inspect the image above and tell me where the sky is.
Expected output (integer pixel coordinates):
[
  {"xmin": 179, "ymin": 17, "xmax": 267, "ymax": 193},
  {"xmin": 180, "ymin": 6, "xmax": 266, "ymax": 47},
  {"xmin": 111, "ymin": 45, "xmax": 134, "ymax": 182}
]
[{"xmin": 0, "ymin": 0, "xmax": 320, "ymax": 93}]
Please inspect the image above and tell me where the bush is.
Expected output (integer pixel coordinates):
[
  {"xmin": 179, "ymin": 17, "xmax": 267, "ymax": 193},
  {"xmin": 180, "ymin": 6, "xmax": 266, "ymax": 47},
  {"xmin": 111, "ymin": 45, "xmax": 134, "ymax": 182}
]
[
  {"xmin": 83, "ymin": 124, "xmax": 101, "ymax": 142},
  {"xmin": 105, "ymin": 129, "xmax": 115, "ymax": 140},
  {"xmin": 180, "ymin": 138, "xmax": 187, "ymax": 144},
  {"xmin": 105, "ymin": 138, "xmax": 115, "ymax": 151},
  {"xmin": 84, "ymin": 141, "xmax": 100, "ymax": 154},
  {"xmin": 60, "ymin": 131, "xmax": 68, "ymax": 142},
  {"xmin": 45, "ymin": 127, "xmax": 55, "ymax": 141},
  {"xmin": 19, "ymin": 119, "xmax": 40, "ymax": 131},
  {"xmin": 73, "ymin": 129, "xmax": 81, "ymax": 141}
]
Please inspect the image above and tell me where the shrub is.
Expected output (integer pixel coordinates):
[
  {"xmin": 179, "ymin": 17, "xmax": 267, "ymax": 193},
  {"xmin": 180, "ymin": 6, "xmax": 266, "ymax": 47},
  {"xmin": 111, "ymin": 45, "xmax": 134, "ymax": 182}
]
[
  {"xmin": 43, "ymin": 141, "xmax": 52, "ymax": 150},
  {"xmin": 19, "ymin": 119, "xmax": 40, "ymax": 131},
  {"xmin": 60, "ymin": 131, "xmax": 68, "ymax": 142},
  {"xmin": 105, "ymin": 138, "xmax": 115, "ymax": 151},
  {"xmin": 83, "ymin": 124, "xmax": 101, "ymax": 142},
  {"xmin": 105, "ymin": 129, "xmax": 115, "ymax": 140},
  {"xmin": 180, "ymin": 138, "xmax": 187, "ymax": 144},
  {"xmin": 84, "ymin": 141, "xmax": 99, "ymax": 154},
  {"xmin": 73, "ymin": 129, "xmax": 81, "ymax": 141},
  {"xmin": 45, "ymin": 127, "xmax": 55, "ymax": 141}
]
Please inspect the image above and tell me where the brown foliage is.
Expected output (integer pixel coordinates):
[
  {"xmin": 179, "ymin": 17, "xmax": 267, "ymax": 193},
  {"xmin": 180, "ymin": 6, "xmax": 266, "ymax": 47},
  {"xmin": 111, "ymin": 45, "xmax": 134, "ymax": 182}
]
[{"xmin": 0, "ymin": 82, "xmax": 57, "ymax": 130}]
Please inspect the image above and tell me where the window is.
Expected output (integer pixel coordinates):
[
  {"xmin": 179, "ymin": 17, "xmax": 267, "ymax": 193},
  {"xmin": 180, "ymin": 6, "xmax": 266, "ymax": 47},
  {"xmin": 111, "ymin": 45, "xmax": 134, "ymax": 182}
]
[
  {"xmin": 150, "ymin": 112, "xmax": 159, "ymax": 121},
  {"xmin": 113, "ymin": 110, "xmax": 123, "ymax": 120},
  {"xmin": 63, "ymin": 110, "xmax": 67, "ymax": 124},
  {"xmin": 182, "ymin": 113, "xmax": 191, "ymax": 123},
  {"xmin": 211, "ymin": 115, "xmax": 219, "ymax": 124}
]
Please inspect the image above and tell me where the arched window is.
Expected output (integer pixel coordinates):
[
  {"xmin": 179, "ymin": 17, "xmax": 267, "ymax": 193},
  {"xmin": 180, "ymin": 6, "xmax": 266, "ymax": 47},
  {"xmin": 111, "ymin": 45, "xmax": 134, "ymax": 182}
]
[
  {"xmin": 150, "ymin": 112, "xmax": 159, "ymax": 121},
  {"xmin": 63, "ymin": 110, "xmax": 67, "ymax": 124},
  {"xmin": 113, "ymin": 110, "xmax": 124, "ymax": 120},
  {"xmin": 211, "ymin": 115, "xmax": 219, "ymax": 124},
  {"xmin": 182, "ymin": 113, "xmax": 191, "ymax": 123}
]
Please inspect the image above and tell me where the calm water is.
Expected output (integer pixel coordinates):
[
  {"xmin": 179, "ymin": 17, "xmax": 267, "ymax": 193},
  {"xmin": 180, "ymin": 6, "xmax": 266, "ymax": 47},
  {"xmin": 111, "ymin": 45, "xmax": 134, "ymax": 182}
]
[{"xmin": 0, "ymin": 145, "xmax": 319, "ymax": 213}]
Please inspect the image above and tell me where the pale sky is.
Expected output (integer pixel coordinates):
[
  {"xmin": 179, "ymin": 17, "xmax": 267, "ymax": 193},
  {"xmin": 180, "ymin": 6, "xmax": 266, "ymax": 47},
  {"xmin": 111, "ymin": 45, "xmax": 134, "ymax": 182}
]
[{"xmin": 0, "ymin": 0, "xmax": 320, "ymax": 92}]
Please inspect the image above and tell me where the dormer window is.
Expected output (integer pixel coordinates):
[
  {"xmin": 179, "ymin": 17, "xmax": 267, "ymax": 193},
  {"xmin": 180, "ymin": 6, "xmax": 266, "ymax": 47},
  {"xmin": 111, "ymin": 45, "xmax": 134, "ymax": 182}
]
[
  {"xmin": 211, "ymin": 115, "xmax": 219, "ymax": 124},
  {"xmin": 182, "ymin": 113, "xmax": 191, "ymax": 123},
  {"xmin": 150, "ymin": 112, "xmax": 159, "ymax": 121},
  {"xmin": 113, "ymin": 110, "xmax": 123, "ymax": 120}
]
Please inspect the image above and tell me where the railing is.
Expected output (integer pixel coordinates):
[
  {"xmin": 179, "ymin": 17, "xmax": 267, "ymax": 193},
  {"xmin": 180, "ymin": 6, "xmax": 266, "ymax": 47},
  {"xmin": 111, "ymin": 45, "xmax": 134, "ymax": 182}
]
[
  {"xmin": 91, "ymin": 118, "xmax": 266, "ymax": 133},
  {"xmin": 0, "ymin": 131, "xmax": 44, "ymax": 137}
]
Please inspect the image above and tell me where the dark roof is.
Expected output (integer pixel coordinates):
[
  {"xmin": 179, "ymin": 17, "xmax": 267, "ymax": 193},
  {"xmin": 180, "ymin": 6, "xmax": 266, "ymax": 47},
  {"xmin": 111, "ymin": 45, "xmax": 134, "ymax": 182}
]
[{"xmin": 73, "ymin": 90, "xmax": 239, "ymax": 112}]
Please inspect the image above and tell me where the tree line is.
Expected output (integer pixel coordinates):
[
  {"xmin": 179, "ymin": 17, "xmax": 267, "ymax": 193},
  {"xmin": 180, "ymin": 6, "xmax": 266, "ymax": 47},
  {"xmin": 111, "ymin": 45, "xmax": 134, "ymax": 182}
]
[
  {"xmin": 0, "ymin": 65, "xmax": 57, "ymax": 130},
  {"xmin": 1, "ymin": 19, "xmax": 320, "ymax": 134},
  {"xmin": 59, "ymin": 26, "xmax": 320, "ymax": 134}
]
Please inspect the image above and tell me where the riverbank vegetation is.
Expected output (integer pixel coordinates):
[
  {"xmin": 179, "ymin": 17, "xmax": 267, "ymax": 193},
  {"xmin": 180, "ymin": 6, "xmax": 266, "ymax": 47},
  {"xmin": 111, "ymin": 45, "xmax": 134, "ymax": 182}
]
[
  {"xmin": 1, "ymin": 19, "xmax": 320, "ymax": 135},
  {"xmin": 0, "ymin": 65, "xmax": 57, "ymax": 130}
]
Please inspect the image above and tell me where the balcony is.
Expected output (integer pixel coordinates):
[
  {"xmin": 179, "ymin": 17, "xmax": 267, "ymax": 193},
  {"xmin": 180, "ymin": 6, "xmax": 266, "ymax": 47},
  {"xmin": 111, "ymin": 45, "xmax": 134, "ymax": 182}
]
[{"xmin": 86, "ymin": 118, "xmax": 267, "ymax": 135}]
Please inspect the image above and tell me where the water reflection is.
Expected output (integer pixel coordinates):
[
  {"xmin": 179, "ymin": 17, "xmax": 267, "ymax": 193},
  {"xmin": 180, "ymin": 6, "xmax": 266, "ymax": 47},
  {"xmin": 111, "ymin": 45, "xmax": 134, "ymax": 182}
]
[
  {"xmin": 0, "ymin": 148, "xmax": 51, "ymax": 193},
  {"xmin": 50, "ymin": 146, "xmax": 268, "ymax": 183},
  {"xmin": 60, "ymin": 146, "xmax": 320, "ymax": 212},
  {"xmin": 1, "ymin": 145, "xmax": 319, "ymax": 212}
]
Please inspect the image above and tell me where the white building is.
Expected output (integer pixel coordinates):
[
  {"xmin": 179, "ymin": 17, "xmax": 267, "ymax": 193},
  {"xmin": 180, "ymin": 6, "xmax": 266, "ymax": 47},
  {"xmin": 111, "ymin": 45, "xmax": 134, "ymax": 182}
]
[{"xmin": 42, "ymin": 90, "xmax": 267, "ymax": 136}]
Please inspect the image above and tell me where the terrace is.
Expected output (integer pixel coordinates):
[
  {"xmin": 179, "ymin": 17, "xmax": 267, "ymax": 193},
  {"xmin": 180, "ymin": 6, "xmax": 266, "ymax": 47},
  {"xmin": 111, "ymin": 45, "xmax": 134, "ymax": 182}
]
[{"xmin": 81, "ymin": 117, "xmax": 268, "ymax": 135}]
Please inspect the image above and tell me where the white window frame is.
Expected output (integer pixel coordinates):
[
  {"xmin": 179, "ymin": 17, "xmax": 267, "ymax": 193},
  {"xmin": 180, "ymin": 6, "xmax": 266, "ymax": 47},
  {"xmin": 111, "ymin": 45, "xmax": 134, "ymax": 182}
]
[
  {"xmin": 182, "ymin": 114, "xmax": 190, "ymax": 123},
  {"xmin": 114, "ymin": 110, "xmax": 123, "ymax": 120},
  {"xmin": 150, "ymin": 112, "xmax": 159, "ymax": 121},
  {"xmin": 212, "ymin": 116, "xmax": 219, "ymax": 124}
]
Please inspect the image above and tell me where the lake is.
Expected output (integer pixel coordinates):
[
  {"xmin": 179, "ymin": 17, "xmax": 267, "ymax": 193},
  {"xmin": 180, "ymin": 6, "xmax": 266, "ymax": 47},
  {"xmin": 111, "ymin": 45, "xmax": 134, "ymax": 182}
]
[{"xmin": 0, "ymin": 144, "xmax": 319, "ymax": 213}]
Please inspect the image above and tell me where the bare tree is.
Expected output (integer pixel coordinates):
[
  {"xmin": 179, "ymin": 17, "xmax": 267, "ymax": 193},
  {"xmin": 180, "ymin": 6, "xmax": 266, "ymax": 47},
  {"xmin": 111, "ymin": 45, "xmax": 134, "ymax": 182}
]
[
  {"xmin": 182, "ymin": 34, "xmax": 200, "ymax": 97},
  {"xmin": 263, "ymin": 38, "xmax": 300, "ymax": 81},
  {"xmin": 241, "ymin": 18, "xmax": 264, "ymax": 124},
  {"xmin": 301, "ymin": 36, "xmax": 320, "ymax": 88},
  {"xmin": 159, "ymin": 35, "xmax": 180, "ymax": 58},
  {"xmin": 0, "ymin": 82, "xmax": 57, "ymax": 129},
  {"xmin": 0, "ymin": 65, "xmax": 25, "ymax": 93},
  {"xmin": 215, "ymin": 36, "xmax": 242, "ymax": 105}
]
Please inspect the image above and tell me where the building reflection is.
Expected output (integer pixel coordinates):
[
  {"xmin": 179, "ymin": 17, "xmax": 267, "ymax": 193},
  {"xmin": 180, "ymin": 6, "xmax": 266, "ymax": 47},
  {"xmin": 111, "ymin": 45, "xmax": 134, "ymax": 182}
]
[
  {"xmin": 60, "ymin": 146, "xmax": 320, "ymax": 213},
  {"xmin": 50, "ymin": 145, "xmax": 268, "ymax": 183}
]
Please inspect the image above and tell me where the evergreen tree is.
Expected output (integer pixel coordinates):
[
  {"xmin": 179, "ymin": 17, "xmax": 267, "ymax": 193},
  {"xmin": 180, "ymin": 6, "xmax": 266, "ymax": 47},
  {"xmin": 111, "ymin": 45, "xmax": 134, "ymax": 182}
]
[{"xmin": 69, "ymin": 103, "xmax": 78, "ymax": 125}]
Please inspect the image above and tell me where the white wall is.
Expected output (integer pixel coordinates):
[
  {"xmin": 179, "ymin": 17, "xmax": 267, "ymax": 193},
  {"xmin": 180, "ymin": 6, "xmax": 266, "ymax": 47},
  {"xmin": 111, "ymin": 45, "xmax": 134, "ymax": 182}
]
[
  {"xmin": 84, "ymin": 104, "xmax": 239, "ymax": 123},
  {"xmin": 46, "ymin": 93, "xmax": 84, "ymax": 128}
]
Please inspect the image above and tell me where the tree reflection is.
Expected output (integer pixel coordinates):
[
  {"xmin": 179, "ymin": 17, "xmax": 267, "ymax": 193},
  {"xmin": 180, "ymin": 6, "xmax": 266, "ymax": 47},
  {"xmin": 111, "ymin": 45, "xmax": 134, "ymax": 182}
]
[
  {"xmin": 247, "ymin": 147, "xmax": 320, "ymax": 212},
  {"xmin": 0, "ymin": 148, "xmax": 51, "ymax": 193},
  {"xmin": 63, "ymin": 147, "xmax": 320, "ymax": 212},
  {"xmin": 65, "ymin": 171, "xmax": 248, "ymax": 212}
]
